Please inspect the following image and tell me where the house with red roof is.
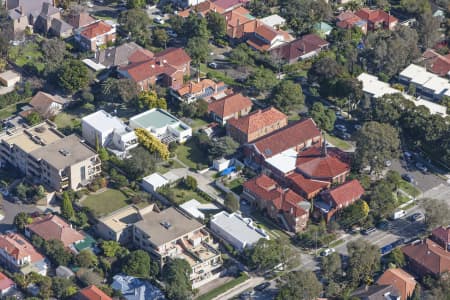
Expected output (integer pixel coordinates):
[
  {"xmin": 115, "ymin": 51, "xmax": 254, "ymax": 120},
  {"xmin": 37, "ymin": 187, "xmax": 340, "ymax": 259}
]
[
  {"xmin": 172, "ymin": 79, "xmax": 229, "ymax": 103},
  {"xmin": 223, "ymin": 7, "xmax": 257, "ymax": 39},
  {"xmin": 315, "ymin": 179, "xmax": 364, "ymax": 221},
  {"xmin": 118, "ymin": 47, "xmax": 191, "ymax": 91},
  {"xmin": 208, "ymin": 93, "xmax": 253, "ymax": 125},
  {"xmin": 246, "ymin": 22, "xmax": 294, "ymax": 52},
  {"xmin": 227, "ymin": 107, "xmax": 287, "ymax": 144},
  {"xmin": 377, "ymin": 268, "xmax": 416, "ymax": 300},
  {"xmin": 0, "ymin": 232, "xmax": 48, "ymax": 275},
  {"xmin": 402, "ymin": 239, "xmax": 450, "ymax": 277},
  {"xmin": 75, "ymin": 20, "xmax": 116, "ymax": 51},
  {"xmin": 24, "ymin": 214, "xmax": 86, "ymax": 252},
  {"xmin": 214, "ymin": 0, "xmax": 249, "ymax": 12},
  {"xmin": 270, "ymin": 34, "xmax": 329, "ymax": 64},
  {"xmin": 178, "ymin": 0, "xmax": 225, "ymax": 18},
  {"xmin": 431, "ymin": 226, "xmax": 450, "ymax": 251},
  {"xmin": 0, "ymin": 272, "xmax": 15, "ymax": 297},
  {"xmin": 355, "ymin": 8, "xmax": 398, "ymax": 31},
  {"xmin": 421, "ymin": 49, "xmax": 450, "ymax": 77},
  {"xmin": 336, "ymin": 11, "xmax": 368, "ymax": 34},
  {"xmin": 287, "ymin": 172, "xmax": 330, "ymax": 200},
  {"xmin": 76, "ymin": 285, "xmax": 112, "ymax": 300},
  {"xmin": 242, "ymin": 174, "xmax": 310, "ymax": 232}
]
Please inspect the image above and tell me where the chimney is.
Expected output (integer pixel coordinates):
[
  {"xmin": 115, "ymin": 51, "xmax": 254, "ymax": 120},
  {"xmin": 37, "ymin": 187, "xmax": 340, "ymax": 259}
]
[{"xmin": 189, "ymin": 81, "xmax": 193, "ymax": 93}]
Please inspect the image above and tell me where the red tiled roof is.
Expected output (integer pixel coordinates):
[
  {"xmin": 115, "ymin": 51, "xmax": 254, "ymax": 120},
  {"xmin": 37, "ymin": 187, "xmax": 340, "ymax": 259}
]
[
  {"xmin": 296, "ymin": 147, "xmax": 350, "ymax": 180},
  {"xmin": 287, "ymin": 173, "xmax": 330, "ymax": 195},
  {"xmin": 214, "ymin": 0, "xmax": 247, "ymax": 10},
  {"xmin": 0, "ymin": 233, "xmax": 44, "ymax": 262},
  {"xmin": 402, "ymin": 239, "xmax": 450, "ymax": 276},
  {"xmin": 355, "ymin": 8, "xmax": 397, "ymax": 25},
  {"xmin": 208, "ymin": 93, "xmax": 252, "ymax": 118},
  {"xmin": 0, "ymin": 272, "xmax": 14, "ymax": 291},
  {"xmin": 79, "ymin": 285, "xmax": 112, "ymax": 300},
  {"xmin": 243, "ymin": 174, "xmax": 281, "ymax": 201},
  {"xmin": 377, "ymin": 268, "xmax": 416, "ymax": 300},
  {"xmin": 80, "ymin": 21, "xmax": 112, "ymax": 39},
  {"xmin": 273, "ymin": 34, "xmax": 329, "ymax": 61},
  {"xmin": 227, "ymin": 107, "xmax": 286, "ymax": 136},
  {"xmin": 432, "ymin": 226, "xmax": 450, "ymax": 244},
  {"xmin": 128, "ymin": 48, "xmax": 154, "ymax": 64},
  {"xmin": 281, "ymin": 190, "xmax": 308, "ymax": 217},
  {"xmin": 252, "ymin": 118, "xmax": 321, "ymax": 158},
  {"xmin": 323, "ymin": 179, "xmax": 364, "ymax": 207},
  {"xmin": 422, "ymin": 49, "xmax": 450, "ymax": 76},
  {"xmin": 27, "ymin": 214, "xmax": 85, "ymax": 248},
  {"xmin": 66, "ymin": 12, "xmax": 96, "ymax": 29},
  {"xmin": 155, "ymin": 47, "xmax": 191, "ymax": 68}
]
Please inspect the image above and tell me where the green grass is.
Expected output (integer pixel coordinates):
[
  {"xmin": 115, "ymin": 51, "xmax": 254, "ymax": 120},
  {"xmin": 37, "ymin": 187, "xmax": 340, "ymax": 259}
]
[
  {"xmin": 175, "ymin": 139, "xmax": 209, "ymax": 170},
  {"xmin": 53, "ymin": 112, "xmax": 80, "ymax": 129},
  {"xmin": 199, "ymin": 63, "xmax": 237, "ymax": 86},
  {"xmin": 160, "ymin": 182, "xmax": 210, "ymax": 205},
  {"xmin": 398, "ymin": 180, "xmax": 421, "ymax": 198},
  {"xmin": 9, "ymin": 43, "xmax": 45, "ymax": 72},
  {"xmin": 82, "ymin": 189, "xmax": 129, "ymax": 217},
  {"xmin": 324, "ymin": 133, "xmax": 352, "ymax": 151},
  {"xmin": 190, "ymin": 118, "xmax": 208, "ymax": 130},
  {"xmin": 224, "ymin": 178, "xmax": 244, "ymax": 194},
  {"xmin": 251, "ymin": 211, "xmax": 290, "ymax": 239},
  {"xmin": 196, "ymin": 273, "xmax": 249, "ymax": 300},
  {"xmin": 0, "ymin": 100, "xmax": 29, "ymax": 120},
  {"xmin": 155, "ymin": 160, "xmax": 185, "ymax": 174}
]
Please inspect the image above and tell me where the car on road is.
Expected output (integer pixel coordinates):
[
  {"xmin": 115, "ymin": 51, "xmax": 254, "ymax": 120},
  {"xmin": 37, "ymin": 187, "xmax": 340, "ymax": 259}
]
[
  {"xmin": 254, "ymin": 282, "xmax": 270, "ymax": 291},
  {"xmin": 335, "ymin": 111, "xmax": 345, "ymax": 120},
  {"xmin": 166, "ymin": 29, "xmax": 177, "ymax": 38},
  {"xmin": 377, "ymin": 220, "xmax": 391, "ymax": 230},
  {"xmin": 154, "ymin": 16, "xmax": 164, "ymax": 24},
  {"xmin": 391, "ymin": 210, "xmax": 406, "ymax": 220},
  {"xmin": 335, "ymin": 124, "xmax": 347, "ymax": 132},
  {"xmin": 410, "ymin": 213, "xmax": 425, "ymax": 222},
  {"xmin": 320, "ymin": 248, "xmax": 336, "ymax": 257},
  {"xmin": 401, "ymin": 173, "xmax": 415, "ymax": 183},
  {"xmin": 404, "ymin": 151, "xmax": 413, "ymax": 160},
  {"xmin": 240, "ymin": 291, "xmax": 254, "ymax": 299},
  {"xmin": 415, "ymin": 162, "xmax": 428, "ymax": 173},
  {"xmin": 86, "ymin": 1, "xmax": 94, "ymax": 7},
  {"xmin": 361, "ymin": 227, "xmax": 377, "ymax": 235},
  {"xmin": 354, "ymin": 124, "xmax": 362, "ymax": 130},
  {"xmin": 208, "ymin": 62, "xmax": 218, "ymax": 69}
]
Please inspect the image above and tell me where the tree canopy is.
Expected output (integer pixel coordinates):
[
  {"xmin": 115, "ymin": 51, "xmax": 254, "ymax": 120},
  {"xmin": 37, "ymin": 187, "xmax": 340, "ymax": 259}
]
[
  {"xmin": 347, "ymin": 239, "xmax": 380, "ymax": 286},
  {"xmin": 276, "ymin": 270, "xmax": 322, "ymax": 300},
  {"xmin": 56, "ymin": 59, "xmax": 90, "ymax": 93},
  {"xmin": 122, "ymin": 250, "xmax": 152, "ymax": 278},
  {"xmin": 270, "ymin": 80, "xmax": 304, "ymax": 112},
  {"xmin": 163, "ymin": 258, "xmax": 193, "ymax": 300}
]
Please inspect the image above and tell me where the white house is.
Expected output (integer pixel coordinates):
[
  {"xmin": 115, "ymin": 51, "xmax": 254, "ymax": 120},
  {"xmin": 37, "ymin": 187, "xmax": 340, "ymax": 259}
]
[
  {"xmin": 129, "ymin": 108, "xmax": 192, "ymax": 144},
  {"xmin": 210, "ymin": 211, "xmax": 269, "ymax": 251},
  {"xmin": 141, "ymin": 173, "xmax": 169, "ymax": 193},
  {"xmin": 260, "ymin": 14, "xmax": 286, "ymax": 29},
  {"xmin": 81, "ymin": 110, "xmax": 138, "ymax": 158}
]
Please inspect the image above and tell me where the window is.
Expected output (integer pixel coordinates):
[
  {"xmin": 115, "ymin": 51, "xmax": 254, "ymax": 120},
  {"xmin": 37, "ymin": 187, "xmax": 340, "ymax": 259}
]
[{"xmin": 80, "ymin": 166, "xmax": 86, "ymax": 181}]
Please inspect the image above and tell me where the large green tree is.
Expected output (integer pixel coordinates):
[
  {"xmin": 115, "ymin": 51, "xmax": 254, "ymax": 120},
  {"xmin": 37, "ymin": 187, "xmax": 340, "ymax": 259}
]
[
  {"xmin": 122, "ymin": 250, "xmax": 151, "ymax": 278},
  {"xmin": 61, "ymin": 191, "xmax": 75, "ymax": 220},
  {"xmin": 347, "ymin": 239, "xmax": 380, "ymax": 286},
  {"xmin": 57, "ymin": 60, "xmax": 90, "ymax": 93},
  {"xmin": 41, "ymin": 38, "xmax": 67, "ymax": 75},
  {"xmin": 354, "ymin": 122, "xmax": 400, "ymax": 174},
  {"xmin": 321, "ymin": 252, "xmax": 342, "ymax": 280},
  {"xmin": 224, "ymin": 192, "xmax": 239, "ymax": 212},
  {"xmin": 118, "ymin": 9, "xmax": 151, "ymax": 45},
  {"xmin": 75, "ymin": 249, "xmax": 98, "ymax": 268},
  {"xmin": 420, "ymin": 198, "xmax": 450, "ymax": 231},
  {"xmin": 163, "ymin": 258, "xmax": 193, "ymax": 300},
  {"xmin": 247, "ymin": 67, "xmax": 278, "ymax": 94},
  {"xmin": 250, "ymin": 238, "xmax": 297, "ymax": 272},
  {"xmin": 270, "ymin": 80, "xmax": 304, "ymax": 112},
  {"xmin": 276, "ymin": 270, "xmax": 322, "ymax": 300},
  {"xmin": 280, "ymin": 0, "xmax": 332, "ymax": 35},
  {"xmin": 310, "ymin": 102, "xmax": 336, "ymax": 131},
  {"xmin": 207, "ymin": 136, "xmax": 239, "ymax": 161},
  {"xmin": 207, "ymin": 11, "xmax": 226, "ymax": 40}
]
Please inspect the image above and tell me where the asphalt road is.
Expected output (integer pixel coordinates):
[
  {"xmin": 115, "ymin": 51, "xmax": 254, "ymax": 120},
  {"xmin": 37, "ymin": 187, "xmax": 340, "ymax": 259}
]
[{"xmin": 0, "ymin": 197, "xmax": 41, "ymax": 232}]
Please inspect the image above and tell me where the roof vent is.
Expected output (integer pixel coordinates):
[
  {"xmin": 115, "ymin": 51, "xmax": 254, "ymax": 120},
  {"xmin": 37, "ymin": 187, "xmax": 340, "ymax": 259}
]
[
  {"xmin": 160, "ymin": 221, "xmax": 172, "ymax": 229},
  {"xmin": 59, "ymin": 149, "xmax": 70, "ymax": 156}
]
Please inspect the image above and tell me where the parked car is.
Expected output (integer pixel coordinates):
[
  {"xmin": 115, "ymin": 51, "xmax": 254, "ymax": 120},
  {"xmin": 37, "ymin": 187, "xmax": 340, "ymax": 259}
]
[
  {"xmin": 391, "ymin": 210, "xmax": 406, "ymax": 220},
  {"xmin": 208, "ymin": 62, "xmax": 218, "ymax": 69},
  {"xmin": 335, "ymin": 124, "xmax": 347, "ymax": 132},
  {"xmin": 154, "ymin": 16, "xmax": 164, "ymax": 24},
  {"xmin": 415, "ymin": 162, "xmax": 428, "ymax": 173},
  {"xmin": 410, "ymin": 213, "xmax": 425, "ymax": 222},
  {"xmin": 404, "ymin": 151, "xmax": 413, "ymax": 160},
  {"xmin": 320, "ymin": 248, "xmax": 336, "ymax": 257},
  {"xmin": 336, "ymin": 131, "xmax": 351, "ymax": 140},
  {"xmin": 385, "ymin": 160, "xmax": 392, "ymax": 167},
  {"xmin": 401, "ymin": 173, "xmax": 414, "ymax": 183},
  {"xmin": 354, "ymin": 124, "xmax": 362, "ymax": 130},
  {"xmin": 240, "ymin": 291, "xmax": 254, "ymax": 299},
  {"xmin": 254, "ymin": 282, "xmax": 270, "ymax": 291},
  {"xmin": 361, "ymin": 227, "xmax": 377, "ymax": 235}
]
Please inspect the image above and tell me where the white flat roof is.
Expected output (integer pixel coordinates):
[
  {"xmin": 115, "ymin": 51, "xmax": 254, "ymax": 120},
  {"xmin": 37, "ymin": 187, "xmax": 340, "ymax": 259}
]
[
  {"xmin": 142, "ymin": 173, "xmax": 169, "ymax": 188},
  {"xmin": 400, "ymin": 64, "xmax": 450, "ymax": 96},
  {"xmin": 180, "ymin": 199, "xmax": 219, "ymax": 219},
  {"xmin": 260, "ymin": 14, "xmax": 286, "ymax": 28},
  {"xmin": 0, "ymin": 70, "xmax": 21, "ymax": 81},
  {"xmin": 82, "ymin": 110, "xmax": 128, "ymax": 133},
  {"xmin": 82, "ymin": 58, "xmax": 106, "ymax": 71},
  {"xmin": 358, "ymin": 72, "xmax": 447, "ymax": 117},
  {"xmin": 265, "ymin": 148, "xmax": 297, "ymax": 174},
  {"xmin": 211, "ymin": 211, "xmax": 269, "ymax": 245}
]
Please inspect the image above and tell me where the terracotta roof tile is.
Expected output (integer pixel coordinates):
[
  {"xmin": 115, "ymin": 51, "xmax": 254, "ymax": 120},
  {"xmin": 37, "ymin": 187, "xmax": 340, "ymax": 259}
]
[
  {"xmin": 177, "ymin": 79, "xmax": 225, "ymax": 96},
  {"xmin": 79, "ymin": 285, "xmax": 112, "ymax": 300},
  {"xmin": 296, "ymin": 147, "xmax": 350, "ymax": 180},
  {"xmin": 377, "ymin": 268, "xmax": 416, "ymax": 300},
  {"xmin": 127, "ymin": 48, "xmax": 154, "ymax": 64},
  {"xmin": 243, "ymin": 174, "xmax": 281, "ymax": 201},
  {"xmin": 80, "ymin": 21, "xmax": 112, "ymax": 39},
  {"xmin": 287, "ymin": 173, "xmax": 330, "ymax": 195},
  {"xmin": 355, "ymin": 8, "xmax": 397, "ymax": 25},
  {"xmin": 322, "ymin": 179, "xmax": 364, "ymax": 207},
  {"xmin": 227, "ymin": 107, "xmax": 286, "ymax": 135},
  {"xmin": 402, "ymin": 239, "xmax": 450, "ymax": 276},
  {"xmin": 0, "ymin": 272, "xmax": 15, "ymax": 291},
  {"xmin": 252, "ymin": 118, "xmax": 321, "ymax": 158},
  {"xmin": 273, "ymin": 34, "xmax": 328, "ymax": 61},
  {"xmin": 208, "ymin": 93, "xmax": 252, "ymax": 118},
  {"xmin": 0, "ymin": 233, "xmax": 44, "ymax": 262},
  {"xmin": 66, "ymin": 12, "xmax": 96, "ymax": 28},
  {"xmin": 432, "ymin": 226, "xmax": 450, "ymax": 245},
  {"xmin": 27, "ymin": 214, "xmax": 85, "ymax": 248}
]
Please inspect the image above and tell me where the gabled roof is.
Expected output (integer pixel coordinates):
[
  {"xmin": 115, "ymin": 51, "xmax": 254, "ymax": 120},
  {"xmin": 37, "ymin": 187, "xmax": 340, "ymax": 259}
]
[
  {"xmin": 377, "ymin": 268, "xmax": 416, "ymax": 300},
  {"xmin": 252, "ymin": 118, "xmax": 320, "ymax": 158},
  {"xmin": 176, "ymin": 79, "xmax": 226, "ymax": 97},
  {"xmin": 227, "ymin": 107, "xmax": 286, "ymax": 135},
  {"xmin": 27, "ymin": 214, "xmax": 85, "ymax": 248},
  {"xmin": 355, "ymin": 8, "xmax": 398, "ymax": 25},
  {"xmin": 296, "ymin": 147, "xmax": 350, "ymax": 180},
  {"xmin": 29, "ymin": 91, "xmax": 65, "ymax": 115},
  {"xmin": 155, "ymin": 47, "xmax": 191, "ymax": 67},
  {"xmin": 279, "ymin": 189, "xmax": 308, "ymax": 217},
  {"xmin": 96, "ymin": 42, "xmax": 144, "ymax": 67},
  {"xmin": 127, "ymin": 48, "xmax": 155, "ymax": 64},
  {"xmin": 80, "ymin": 21, "xmax": 113, "ymax": 39},
  {"xmin": 243, "ymin": 174, "xmax": 281, "ymax": 201},
  {"xmin": 273, "ymin": 34, "xmax": 329, "ymax": 61},
  {"xmin": 322, "ymin": 179, "xmax": 364, "ymax": 207},
  {"xmin": 66, "ymin": 11, "xmax": 96, "ymax": 29},
  {"xmin": 214, "ymin": 0, "xmax": 247, "ymax": 10},
  {"xmin": 352, "ymin": 284, "xmax": 400, "ymax": 300},
  {"xmin": 402, "ymin": 239, "xmax": 450, "ymax": 276},
  {"xmin": 432, "ymin": 226, "xmax": 450, "ymax": 244},
  {"xmin": 178, "ymin": 0, "xmax": 225, "ymax": 17},
  {"xmin": 287, "ymin": 172, "xmax": 330, "ymax": 195},
  {"xmin": 0, "ymin": 233, "xmax": 44, "ymax": 262},
  {"xmin": 422, "ymin": 49, "xmax": 450, "ymax": 77},
  {"xmin": 0, "ymin": 272, "xmax": 15, "ymax": 291},
  {"xmin": 79, "ymin": 285, "xmax": 112, "ymax": 300},
  {"xmin": 208, "ymin": 93, "xmax": 252, "ymax": 118}
]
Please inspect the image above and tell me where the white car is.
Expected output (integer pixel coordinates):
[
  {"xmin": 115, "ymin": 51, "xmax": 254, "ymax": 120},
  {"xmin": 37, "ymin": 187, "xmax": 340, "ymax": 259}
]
[
  {"xmin": 320, "ymin": 248, "xmax": 336, "ymax": 257},
  {"xmin": 154, "ymin": 16, "xmax": 164, "ymax": 24},
  {"xmin": 86, "ymin": 2, "xmax": 94, "ymax": 8}
]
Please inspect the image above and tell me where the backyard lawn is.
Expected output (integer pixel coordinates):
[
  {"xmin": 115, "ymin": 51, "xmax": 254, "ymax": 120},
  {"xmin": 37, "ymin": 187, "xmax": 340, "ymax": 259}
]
[
  {"xmin": 81, "ymin": 188, "xmax": 129, "ymax": 217},
  {"xmin": 224, "ymin": 178, "xmax": 244, "ymax": 195},
  {"xmin": 159, "ymin": 182, "xmax": 210, "ymax": 205},
  {"xmin": 324, "ymin": 133, "xmax": 352, "ymax": 151},
  {"xmin": 8, "ymin": 43, "xmax": 45, "ymax": 73},
  {"xmin": 175, "ymin": 139, "xmax": 210, "ymax": 170},
  {"xmin": 0, "ymin": 100, "xmax": 29, "ymax": 120}
]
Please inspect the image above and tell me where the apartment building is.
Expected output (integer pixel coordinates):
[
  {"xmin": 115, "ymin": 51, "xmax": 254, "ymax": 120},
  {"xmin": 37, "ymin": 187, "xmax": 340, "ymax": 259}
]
[
  {"xmin": 133, "ymin": 207, "xmax": 222, "ymax": 288},
  {"xmin": 0, "ymin": 122, "xmax": 101, "ymax": 191}
]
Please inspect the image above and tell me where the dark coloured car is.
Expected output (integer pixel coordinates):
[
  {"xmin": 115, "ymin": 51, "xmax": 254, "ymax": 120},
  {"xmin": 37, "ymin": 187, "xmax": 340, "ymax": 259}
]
[
  {"xmin": 254, "ymin": 282, "xmax": 270, "ymax": 291},
  {"xmin": 361, "ymin": 227, "xmax": 377, "ymax": 235},
  {"xmin": 401, "ymin": 173, "xmax": 414, "ymax": 183},
  {"xmin": 410, "ymin": 213, "xmax": 425, "ymax": 222}
]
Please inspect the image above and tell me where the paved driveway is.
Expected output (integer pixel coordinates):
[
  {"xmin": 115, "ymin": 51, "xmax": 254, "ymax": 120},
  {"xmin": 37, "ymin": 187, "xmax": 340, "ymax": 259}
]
[{"xmin": 0, "ymin": 198, "xmax": 41, "ymax": 232}]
